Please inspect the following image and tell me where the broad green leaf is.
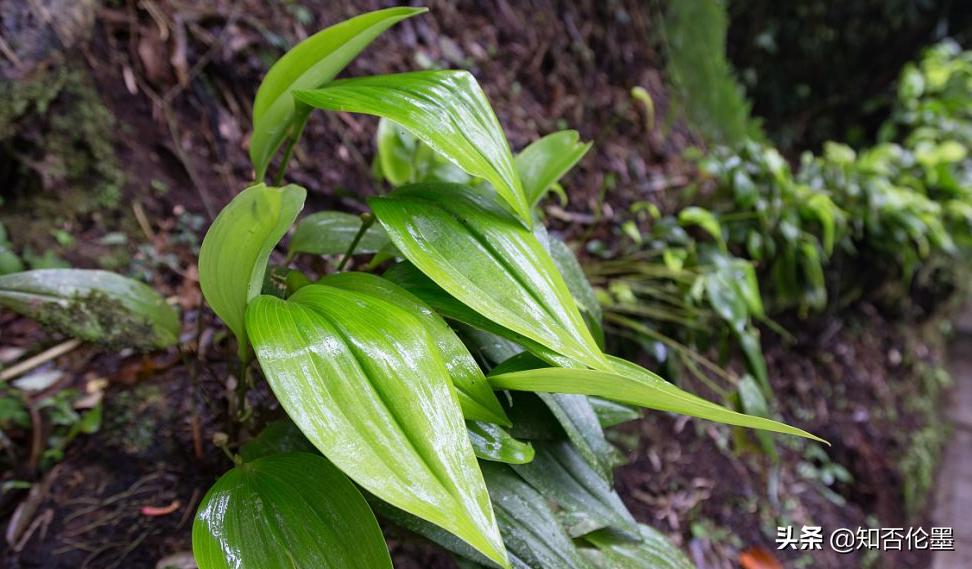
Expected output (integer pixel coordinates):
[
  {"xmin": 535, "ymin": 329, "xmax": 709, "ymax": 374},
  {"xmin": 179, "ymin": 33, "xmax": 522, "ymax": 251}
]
[
  {"xmin": 199, "ymin": 183, "xmax": 305, "ymax": 357},
  {"xmin": 512, "ymin": 441, "xmax": 637, "ymax": 536},
  {"xmin": 488, "ymin": 356, "xmax": 824, "ymax": 442},
  {"xmin": 250, "ymin": 7, "xmax": 425, "ymax": 180},
  {"xmin": 245, "ymin": 285, "xmax": 508, "ymax": 567},
  {"xmin": 193, "ymin": 453, "xmax": 391, "ymax": 569},
  {"xmin": 481, "ymin": 462, "xmax": 596, "ymax": 569},
  {"xmin": 369, "ymin": 498, "xmax": 495, "ymax": 567},
  {"xmin": 0, "ymin": 269, "xmax": 178, "ymax": 350},
  {"xmin": 371, "ymin": 184, "xmax": 607, "ymax": 370},
  {"xmin": 287, "ymin": 211, "xmax": 390, "ymax": 259},
  {"xmin": 582, "ymin": 524, "xmax": 694, "ymax": 569},
  {"xmin": 588, "ymin": 397, "xmax": 641, "ymax": 428},
  {"xmin": 385, "ymin": 262, "xmax": 575, "ymax": 369},
  {"xmin": 375, "ymin": 118, "xmax": 473, "ymax": 187},
  {"xmin": 321, "ymin": 272, "xmax": 509, "ymax": 425},
  {"xmin": 239, "ymin": 418, "xmax": 315, "ymax": 462},
  {"xmin": 295, "ymin": 72, "xmax": 532, "ymax": 223},
  {"xmin": 704, "ymin": 269, "xmax": 747, "ymax": 333},
  {"xmin": 516, "ymin": 130, "xmax": 591, "ymax": 208},
  {"xmin": 467, "ymin": 420, "xmax": 535, "ymax": 464},
  {"xmin": 492, "ymin": 353, "xmax": 619, "ymax": 479}
]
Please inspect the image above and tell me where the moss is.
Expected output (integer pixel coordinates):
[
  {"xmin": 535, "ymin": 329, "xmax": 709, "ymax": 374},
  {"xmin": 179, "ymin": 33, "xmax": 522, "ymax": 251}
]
[
  {"xmin": 35, "ymin": 289, "xmax": 160, "ymax": 351},
  {"xmin": 0, "ymin": 65, "xmax": 124, "ymax": 217},
  {"xmin": 898, "ymin": 364, "xmax": 950, "ymax": 516}
]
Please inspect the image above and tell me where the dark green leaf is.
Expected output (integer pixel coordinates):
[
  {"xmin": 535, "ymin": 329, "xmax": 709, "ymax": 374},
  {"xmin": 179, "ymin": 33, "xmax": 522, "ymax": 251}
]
[
  {"xmin": 199, "ymin": 183, "xmax": 305, "ymax": 357},
  {"xmin": 193, "ymin": 453, "xmax": 391, "ymax": 569},
  {"xmin": 295, "ymin": 72, "xmax": 531, "ymax": 223},
  {"xmin": 0, "ymin": 269, "xmax": 179, "ymax": 350},
  {"xmin": 321, "ymin": 272, "xmax": 509, "ymax": 425},
  {"xmin": 467, "ymin": 420, "xmax": 535, "ymax": 464},
  {"xmin": 512, "ymin": 441, "xmax": 637, "ymax": 536},
  {"xmin": 287, "ymin": 211, "xmax": 390, "ymax": 259},
  {"xmin": 582, "ymin": 524, "xmax": 694, "ymax": 569},
  {"xmin": 482, "ymin": 462, "xmax": 596, "ymax": 569},
  {"xmin": 245, "ymin": 285, "xmax": 507, "ymax": 567},
  {"xmin": 250, "ymin": 7, "xmax": 425, "ymax": 180},
  {"xmin": 548, "ymin": 237, "xmax": 602, "ymax": 323},
  {"xmin": 239, "ymin": 419, "xmax": 315, "ymax": 462},
  {"xmin": 516, "ymin": 131, "xmax": 591, "ymax": 208},
  {"xmin": 371, "ymin": 184, "xmax": 607, "ymax": 369}
]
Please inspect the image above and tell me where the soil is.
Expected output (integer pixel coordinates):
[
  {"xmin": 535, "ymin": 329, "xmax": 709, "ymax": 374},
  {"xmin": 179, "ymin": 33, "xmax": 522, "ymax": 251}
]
[{"xmin": 0, "ymin": 1, "xmax": 951, "ymax": 568}]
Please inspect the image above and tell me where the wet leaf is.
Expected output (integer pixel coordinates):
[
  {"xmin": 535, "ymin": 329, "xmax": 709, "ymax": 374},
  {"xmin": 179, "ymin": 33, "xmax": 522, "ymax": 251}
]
[
  {"xmin": 250, "ymin": 7, "xmax": 425, "ymax": 180},
  {"xmin": 516, "ymin": 130, "xmax": 591, "ymax": 207},
  {"xmin": 588, "ymin": 397, "xmax": 641, "ymax": 428},
  {"xmin": 0, "ymin": 269, "xmax": 179, "ymax": 350},
  {"xmin": 548, "ymin": 237, "xmax": 601, "ymax": 324},
  {"xmin": 287, "ymin": 211, "xmax": 390, "ymax": 259},
  {"xmin": 199, "ymin": 183, "xmax": 305, "ymax": 357},
  {"xmin": 321, "ymin": 272, "xmax": 509, "ymax": 425},
  {"xmin": 245, "ymin": 285, "xmax": 507, "ymax": 567},
  {"xmin": 512, "ymin": 441, "xmax": 637, "ymax": 535},
  {"xmin": 192, "ymin": 453, "xmax": 391, "ymax": 569},
  {"xmin": 295, "ymin": 72, "xmax": 531, "ymax": 223},
  {"xmin": 467, "ymin": 420, "xmax": 535, "ymax": 464},
  {"xmin": 488, "ymin": 356, "xmax": 824, "ymax": 442},
  {"xmin": 371, "ymin": 183, "xmax": 607, "ymax": 370},
  {"xmin": 481, "ymin": 462, "xmax": 595, "ymax": 569}
]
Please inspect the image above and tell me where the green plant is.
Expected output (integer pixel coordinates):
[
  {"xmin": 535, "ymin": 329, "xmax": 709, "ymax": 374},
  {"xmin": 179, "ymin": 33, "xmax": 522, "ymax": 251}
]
[{"xmin": 190, "ymin": 7, "xmax": 819, "ymax": 569}]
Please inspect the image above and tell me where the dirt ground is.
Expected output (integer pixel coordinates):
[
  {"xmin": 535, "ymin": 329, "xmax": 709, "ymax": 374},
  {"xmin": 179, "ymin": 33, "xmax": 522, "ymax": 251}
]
[{"xmin": 0, "ymin": 1, "xmax": 952, "ymax": 568}]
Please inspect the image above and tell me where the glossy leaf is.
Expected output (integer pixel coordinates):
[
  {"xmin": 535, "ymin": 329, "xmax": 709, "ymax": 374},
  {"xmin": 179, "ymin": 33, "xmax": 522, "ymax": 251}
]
[
  {"xmin": 249, "ymin": 7, "xmax": 425, "ymax": 180},
  {"xmin": 0, "ymin": 269, "xmax": 179, "ymax": 350},
  {"xmin": 369, "ymin": 498, "xmax": 495, "ymax": 567},
  {"xmin": 199, "ymin": 183, "xmax": 305, "ymax": 356},
  {"xmin": 488, "ymin": 356, "xmax": 824, "ymax": 442},
  {"xmin": 193, "ymin": 453, "xmax": 391, "ymax": 569},
  {"xmin": 582, "ymin": 524, "xmax": 694, "ymax": 569},
  {"xmin": 287, "ymin": 211, "xmax": 390, "ymax": 259},
  {"xmin": 245, "ymin": 285, "xmax": 507, "ymax": 567},
  {"xmin": 371, "ymin": 184, "xmax": 608, "ymax": 369},
  {"xmin": 516, "ymin": 130, "xmax": 591, "ymax": 207},
  {"xmin": 491, "ymin": 353, "xmax": 619, "ymax": 478},
  {"xmin": 678, "ymin": 206, "xmax": 725, "ymax": 248},
  {"xmin": 481, "ymin": 462, "xmax": 596, "ymax": 569},
  {"xmin": 512, "ymin": 441, "xmax": 637, "ymax": 536},
  {"xmin": 467, "ymin": 420, "xmax": 535, "ymax": 464},
  {"xmin": 295, "ymin": 72, "xmax": 532, "ymax": 223},
  {"xmin": 321, "ymin": 271, "xmax": 509, "ymax": 425},
  {"xmin": 384, "ymin": 262, "xmax": 575, "ymax": 368}
]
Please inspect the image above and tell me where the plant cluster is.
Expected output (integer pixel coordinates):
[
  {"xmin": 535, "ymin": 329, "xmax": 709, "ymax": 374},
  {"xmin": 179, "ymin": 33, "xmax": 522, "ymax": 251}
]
[{"xmin": 186, "ymin": 7, "xmax": 817, "ymax": 568}]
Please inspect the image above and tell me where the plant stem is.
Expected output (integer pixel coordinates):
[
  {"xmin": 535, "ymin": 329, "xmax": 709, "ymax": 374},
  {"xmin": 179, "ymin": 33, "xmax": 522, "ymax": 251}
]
[
  {"xmin": 272, "ymin": 116, "xmax": 308, "ymax": 186},
  {"xmin": 336, "ymin": 213, "xmax": 375, "ymax": 271}
]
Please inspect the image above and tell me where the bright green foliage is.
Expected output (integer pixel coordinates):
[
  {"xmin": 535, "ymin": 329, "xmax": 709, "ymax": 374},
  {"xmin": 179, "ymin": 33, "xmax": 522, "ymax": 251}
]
[
  {"xmin": 198, "ymin": 183, "xmax": 305, "ymax": 357},
  {"xmin": 371, "ymin": 183, "xmax": 608, "ymax": 370},
  {"xmin": 193, "ymin": 453, "xmax": 392, "ymax": 569},
  {"xmin": 467, "ymin": 421, "xmax": 535, "ymax": 464},
  {"xmin": 295, "ymin": 71, "xmax": 532, "ymax": 224},
  {"xmin": 287, "ymin": 211, "xmax": 390, "ymax": 259},
  {"xmin": 488, "ymin": 354, "xmax": 822, "ymax": 442},
  {"xmin": 516, "ymin": 130, "xmax": 592, "ymax": 207},
  {"xmin": 319, "ymin": 271, "xmax": 509, "ymax": 425},
  {"xmin": 250, "ymin": 7, "xmax": 425, "ymax": 180},
  {"xmin": 245, "ymin": 285, "xmax": 507, "ymax": 567},
  {"xmin": 189, "ymin": 7, "xmax": 822, "ymax": 569},
  {"xmin": 0, "ymin": 269, "xmax": 179, "ymax": 350}
]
